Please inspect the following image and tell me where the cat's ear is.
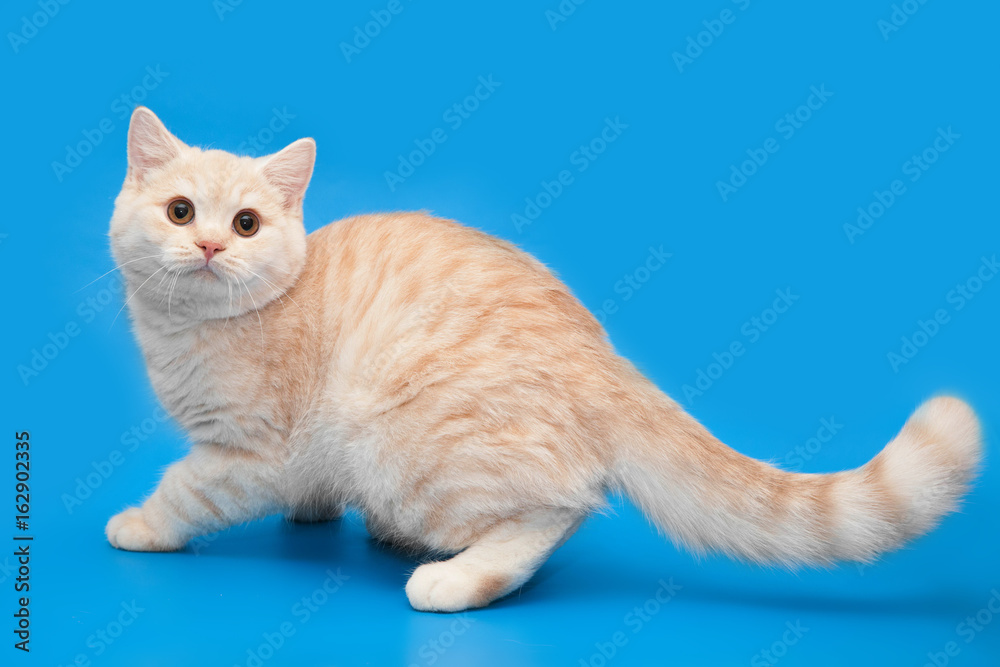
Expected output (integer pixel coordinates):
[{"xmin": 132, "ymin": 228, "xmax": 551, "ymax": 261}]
[
  {"xmin": 126, "ymin": 107, "xmax": 185, "ymax": 183},
  {"xmin": 262, "ymin": 138, "xmax": 316, "ymax": 208}
]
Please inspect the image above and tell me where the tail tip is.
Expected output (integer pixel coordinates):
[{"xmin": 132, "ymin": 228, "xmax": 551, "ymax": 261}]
[
  {"xmin": 874, "ymin": 395, "xmax": 984, "ymax": 543},
  {"xmin": 910, "ymin": 395, "xmax": 982, "ymax": 470}
]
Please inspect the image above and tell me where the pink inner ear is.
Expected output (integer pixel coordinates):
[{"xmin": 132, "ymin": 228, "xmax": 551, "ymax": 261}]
[
  {"xmin": 127, "ymin": 109, "xmax": 182, "ymax": 181},
  {"xmin": 263, "ymin": 139, "xmax": 316, "ymax": 207}
]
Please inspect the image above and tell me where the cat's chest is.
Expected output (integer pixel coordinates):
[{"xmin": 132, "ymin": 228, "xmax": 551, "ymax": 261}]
[{"xmin": 139, "ymin": 322, "xmax": 282, "ymax": 447}]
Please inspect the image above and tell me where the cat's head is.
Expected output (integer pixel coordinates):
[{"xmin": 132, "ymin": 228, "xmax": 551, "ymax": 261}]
[{"xmin": 110, "ymin": 107, "xmax": 315, "ymax": 322}]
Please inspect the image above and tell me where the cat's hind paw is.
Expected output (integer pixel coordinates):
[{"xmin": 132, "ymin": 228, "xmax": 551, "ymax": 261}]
[
  {"xmin": 406, "ymin": 561, "xmax": 507, "ymax": 612},
  {"xmin": 106, "ymin": 507, "xmax": 180, "ymax": 552}
]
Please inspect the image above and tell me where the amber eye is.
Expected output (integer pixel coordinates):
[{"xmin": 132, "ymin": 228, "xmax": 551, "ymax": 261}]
[
  {"xmin": 233, "ymin": 210, "xmax": 260, "ymax": 237},
  {"xmin": 167, "ymin": 198, "xmax": 194, "ymax": 225}
]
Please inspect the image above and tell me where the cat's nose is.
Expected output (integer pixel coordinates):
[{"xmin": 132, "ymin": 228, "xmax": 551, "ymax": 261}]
[{"xmin": 197, "ymin": 241, "xmax": 225, "ymax": 261}]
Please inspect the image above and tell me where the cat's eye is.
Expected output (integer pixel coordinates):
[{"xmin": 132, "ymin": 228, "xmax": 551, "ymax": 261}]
[
  {"xmin": 167, "ymin": 198, "xmax": 194, "ymax": 225},
  {"xmin": 233, "ymin": 210, "xmax": 260, "ymax": 237}
]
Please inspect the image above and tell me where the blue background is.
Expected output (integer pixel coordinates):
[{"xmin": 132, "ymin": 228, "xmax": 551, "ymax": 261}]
[{"xmin": 2, "ymin": 0, "xmax": 998, "ymax": 665}]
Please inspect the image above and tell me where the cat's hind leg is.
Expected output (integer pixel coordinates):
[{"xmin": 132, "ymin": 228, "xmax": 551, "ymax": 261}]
[{"xmin": 405, "ymin": 508, "xmax": 583, "ymax": 612}]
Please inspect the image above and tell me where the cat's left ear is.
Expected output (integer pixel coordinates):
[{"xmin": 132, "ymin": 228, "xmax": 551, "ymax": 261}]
[{"xmin": 262, "ymin": 138, "xmax": 316, "ymax": 209}]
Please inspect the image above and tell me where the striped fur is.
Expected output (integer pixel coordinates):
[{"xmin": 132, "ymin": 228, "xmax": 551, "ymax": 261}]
[{"xmin": 105, "ymin": 108, "xmax": 982, "ymax": 612}]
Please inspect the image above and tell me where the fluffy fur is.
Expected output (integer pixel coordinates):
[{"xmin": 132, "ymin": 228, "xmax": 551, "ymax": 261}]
[{"xmin": 106, "ymin": 107, "xmax": 982, "ymax": 612}]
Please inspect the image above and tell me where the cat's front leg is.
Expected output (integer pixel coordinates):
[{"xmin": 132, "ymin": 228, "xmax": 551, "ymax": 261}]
[{"xmin": 106, "ymin": 443, "xmax": 281, "ymax": 552}]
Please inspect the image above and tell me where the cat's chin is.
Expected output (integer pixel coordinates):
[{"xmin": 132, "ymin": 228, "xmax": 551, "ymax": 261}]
[{"xmin": 192, "ymin": 266, "xmax": 221, "ymax": 280}]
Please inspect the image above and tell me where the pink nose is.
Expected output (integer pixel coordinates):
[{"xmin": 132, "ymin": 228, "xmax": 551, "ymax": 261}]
[{"xmin": 197, "ymin": 241, "xmax": 225, "ymax": 260}]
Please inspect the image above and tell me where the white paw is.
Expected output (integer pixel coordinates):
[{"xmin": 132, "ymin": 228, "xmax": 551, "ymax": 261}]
[
  {"xmin": 406, "ymin": 561, "xmax": 508, "ymax": 612},
  {"xmin": 406, "ymin": 562, "xmax": 479, "ymax": 612},
  {"xmin": 105, "ymin": 507, "xmax": 178, "ymax": 552}
]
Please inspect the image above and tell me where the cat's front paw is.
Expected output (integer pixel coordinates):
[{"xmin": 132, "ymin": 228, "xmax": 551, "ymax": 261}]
[{"xmin": 106, "ymin": 507, "xmax": 180, "ymax": 552}]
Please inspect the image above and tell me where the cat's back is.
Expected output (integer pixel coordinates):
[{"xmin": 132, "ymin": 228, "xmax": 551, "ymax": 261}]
[
  {"xmin": 301, "ymin": 210, "xmax": 595, "ymax": 323},
  {"xmin": 296, "ymin": 210, "xmax": 611, "ymax": 407},
  {"xmin": 305, "ymin": 210, "xmax": 548, "ymax": 285}
]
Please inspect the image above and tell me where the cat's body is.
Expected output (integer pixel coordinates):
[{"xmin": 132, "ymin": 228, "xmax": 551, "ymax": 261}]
[
  {"xmin": 106, "ymin": 108, "xmax": 982, "ymax": 612},
  {"xmin": 132, "ymin": 212, "xmax": 611, "ymax": 552}
]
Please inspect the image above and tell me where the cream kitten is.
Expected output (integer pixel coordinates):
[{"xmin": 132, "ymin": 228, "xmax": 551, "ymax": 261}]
[{"xmin": 106, "ymin": 107, "xmax": 982, "ymax": 612}]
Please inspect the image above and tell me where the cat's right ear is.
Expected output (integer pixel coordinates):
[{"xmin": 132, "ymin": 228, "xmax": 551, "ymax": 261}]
[{"xmin": 126, "ymin": 107, "xmax": 185, "ymax": 183}]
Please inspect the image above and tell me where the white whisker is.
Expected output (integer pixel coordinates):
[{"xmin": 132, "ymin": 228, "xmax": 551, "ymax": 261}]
[
  {"xmin": 251, "ymin": 259, "xmax": 297, "ymax": 276},
  {"xmin": 239, "ymin": 276, "xmax": 265, "ymax": 351},
  {"xmin": 109, "ymin": 266, "xmax": 167, "ymax": 331},
  {"xmin": 222, "ymin": 279, "xmax": 234, "ymax": 331},
  {"xmin": 246, "ymin": 268, "xmax": 316, "ymax": 332},
  {"xmin": 167, "ymin": 271, "xmax": 180, "ymax": 320},
  {"xmin": 156, "ymin": 267, "xmax": 174, "ymax": 294},
  {"xmin": 77, "ymin": 255, "xmax": 162, "ymax": 292}
]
